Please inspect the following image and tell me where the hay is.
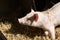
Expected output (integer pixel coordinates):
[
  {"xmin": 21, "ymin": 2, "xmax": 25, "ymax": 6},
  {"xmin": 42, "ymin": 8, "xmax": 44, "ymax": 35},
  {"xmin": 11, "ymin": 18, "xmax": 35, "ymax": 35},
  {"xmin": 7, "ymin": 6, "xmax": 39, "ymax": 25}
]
[{"xmin": 0, "ymin": 22, "xmax": 60, "ymax": 40}]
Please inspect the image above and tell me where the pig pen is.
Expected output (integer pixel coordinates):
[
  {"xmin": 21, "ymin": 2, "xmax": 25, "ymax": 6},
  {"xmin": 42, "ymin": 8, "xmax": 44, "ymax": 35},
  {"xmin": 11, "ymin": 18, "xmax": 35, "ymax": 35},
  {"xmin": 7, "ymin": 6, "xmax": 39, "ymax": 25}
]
[{"xmin": 0, "ymin": 0, "xmax": 60, "ymax": 40}]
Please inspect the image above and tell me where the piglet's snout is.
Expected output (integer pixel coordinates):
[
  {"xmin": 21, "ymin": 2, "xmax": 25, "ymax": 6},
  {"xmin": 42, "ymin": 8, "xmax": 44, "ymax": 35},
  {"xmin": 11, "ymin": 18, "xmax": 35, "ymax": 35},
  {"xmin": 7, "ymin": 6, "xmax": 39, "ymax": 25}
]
[{"xmin": 18, "ymin": 18, "xmax": 25, "ymax": 24}]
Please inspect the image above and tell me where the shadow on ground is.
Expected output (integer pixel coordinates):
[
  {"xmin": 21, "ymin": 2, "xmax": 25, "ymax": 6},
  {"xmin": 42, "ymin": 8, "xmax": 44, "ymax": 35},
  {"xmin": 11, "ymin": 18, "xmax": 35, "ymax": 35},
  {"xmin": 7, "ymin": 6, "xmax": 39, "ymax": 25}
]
[{"xmin": 5, "ymin": 20, "xmax": 45, "ymax": 38}]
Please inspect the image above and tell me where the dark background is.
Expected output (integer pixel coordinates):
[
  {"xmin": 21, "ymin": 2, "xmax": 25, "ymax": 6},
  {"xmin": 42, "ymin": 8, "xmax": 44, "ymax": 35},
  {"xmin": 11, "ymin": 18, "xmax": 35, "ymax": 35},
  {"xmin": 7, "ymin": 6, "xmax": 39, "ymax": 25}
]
[
  {"xmin": 0, "ymin": 0, "xmax": 60, "ymax": 23},
  {"xmin": 35, "ymin": 0, "xmax": 60, "ymax": 11}
]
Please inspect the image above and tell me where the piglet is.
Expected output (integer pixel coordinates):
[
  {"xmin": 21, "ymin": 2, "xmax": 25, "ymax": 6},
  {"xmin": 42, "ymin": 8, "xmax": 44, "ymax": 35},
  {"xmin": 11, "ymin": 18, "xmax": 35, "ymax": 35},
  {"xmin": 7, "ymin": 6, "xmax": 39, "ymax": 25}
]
[{"xmin": 18, "ymin": 2, "xmax": 60, "ymax": 40}]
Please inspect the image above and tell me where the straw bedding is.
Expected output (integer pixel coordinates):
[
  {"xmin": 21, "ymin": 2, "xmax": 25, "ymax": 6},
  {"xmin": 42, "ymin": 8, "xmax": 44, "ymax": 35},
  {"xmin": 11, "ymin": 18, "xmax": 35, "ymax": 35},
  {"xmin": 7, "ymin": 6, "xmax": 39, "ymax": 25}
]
[{"xmin": 0, "ymin": 22, "xmax": 60, "ymax": 40}]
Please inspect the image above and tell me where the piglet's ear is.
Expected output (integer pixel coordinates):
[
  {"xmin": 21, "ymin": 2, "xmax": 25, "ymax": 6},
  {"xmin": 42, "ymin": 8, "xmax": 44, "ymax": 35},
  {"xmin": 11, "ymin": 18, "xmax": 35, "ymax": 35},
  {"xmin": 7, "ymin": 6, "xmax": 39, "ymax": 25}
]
[
  {"xmin": 33, "ymin": 14, "xmax": 38, "ymax": 21},
  {"xmin": 31, "ymin": 9, "xmax": 34, "ymax": 12}
]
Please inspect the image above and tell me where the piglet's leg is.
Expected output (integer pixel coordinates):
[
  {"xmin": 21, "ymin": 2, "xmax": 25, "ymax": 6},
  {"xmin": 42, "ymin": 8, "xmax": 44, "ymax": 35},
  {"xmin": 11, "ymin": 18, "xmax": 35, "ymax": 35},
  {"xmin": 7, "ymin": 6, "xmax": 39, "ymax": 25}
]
[
  {"xmin": 45, "ymin": 24, "xmax": 55, "ymax": 40},
  {"xmin": 43, "ymin": 22, "xmax": 55, "ymax": 40},
  {"xmin": 48, "ymin": 26, "xmax": 55, "ymax": 40}
]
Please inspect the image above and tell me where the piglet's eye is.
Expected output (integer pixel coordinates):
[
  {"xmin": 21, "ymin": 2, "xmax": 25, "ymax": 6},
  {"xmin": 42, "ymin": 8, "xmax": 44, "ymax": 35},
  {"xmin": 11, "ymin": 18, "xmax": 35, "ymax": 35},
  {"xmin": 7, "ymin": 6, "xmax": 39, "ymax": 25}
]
[
  {"xmin": 27, "ymin": 18, "xmax": 31, "ymax": 20},
  {"xmin": 27, "ymin": 17, "xmax": 33, "ymax": 21},
  {"xmin": 27, "ymin": 16, "xmax": 35, "ymax": 22}
]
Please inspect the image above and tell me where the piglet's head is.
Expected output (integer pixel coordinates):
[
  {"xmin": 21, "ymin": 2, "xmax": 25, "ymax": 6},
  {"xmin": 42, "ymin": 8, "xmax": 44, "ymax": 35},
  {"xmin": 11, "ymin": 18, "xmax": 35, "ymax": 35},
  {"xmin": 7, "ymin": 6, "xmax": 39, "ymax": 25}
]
[
  {"xmin": 18, "ymin": 9, "xmax": 38, "ymax": 26},
  {"xmin": 27, "ymin": 13, "xmax": 38, "ymax": 22}
]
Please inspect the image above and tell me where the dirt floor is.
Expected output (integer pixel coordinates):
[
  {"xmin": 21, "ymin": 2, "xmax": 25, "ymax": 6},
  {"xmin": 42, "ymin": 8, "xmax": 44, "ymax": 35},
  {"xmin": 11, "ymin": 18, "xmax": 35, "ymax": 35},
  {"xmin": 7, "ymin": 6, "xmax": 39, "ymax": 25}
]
[{"xmin": 0, "ymin": 22, "xmax": 60, "ymax": 40}]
